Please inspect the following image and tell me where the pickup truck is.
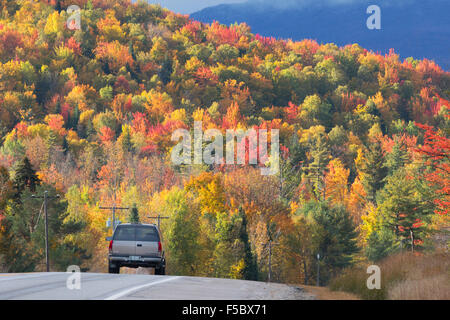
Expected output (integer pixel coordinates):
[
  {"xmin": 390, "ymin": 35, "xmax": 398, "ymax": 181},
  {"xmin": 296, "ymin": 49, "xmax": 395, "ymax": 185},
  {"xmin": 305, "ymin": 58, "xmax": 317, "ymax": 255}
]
[{"xmin": 107, "ymin": 223, "xmax": 166, "ymax": 275}]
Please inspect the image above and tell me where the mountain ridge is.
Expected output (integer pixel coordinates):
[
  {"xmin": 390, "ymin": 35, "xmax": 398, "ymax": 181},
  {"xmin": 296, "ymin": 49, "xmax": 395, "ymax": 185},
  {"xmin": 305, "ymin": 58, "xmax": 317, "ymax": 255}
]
[{"xmin": 191, "ymin": 0, "xmax": 450, "ymax": 70}]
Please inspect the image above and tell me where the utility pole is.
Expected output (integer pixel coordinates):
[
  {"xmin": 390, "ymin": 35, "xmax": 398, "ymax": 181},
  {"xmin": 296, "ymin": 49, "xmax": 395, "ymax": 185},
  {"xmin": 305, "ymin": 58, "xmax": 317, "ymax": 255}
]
[
  {"xmin": 31, "ymin": 191, "xmax": 60, "ymax": 272},
  {"xmin": 268, "ymin": 240, "xmax": 272, "ymax": 283},
  {"xmin": 99, "ymin": 204, "xmax": 129, "ymax": 231},
  {"xmin": 147, "ymin": 214, "xmax": 169, "ymax": 230},
  {"xmin": 316, "ymin": 253, "xmax": 320, "ymax": 287}
]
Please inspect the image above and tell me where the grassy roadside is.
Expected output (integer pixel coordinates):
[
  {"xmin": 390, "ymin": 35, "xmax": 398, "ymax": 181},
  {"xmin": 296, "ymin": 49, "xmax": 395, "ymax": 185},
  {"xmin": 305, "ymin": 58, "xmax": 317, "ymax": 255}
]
[
  {"xmin": 328, "ymin": 251, "xmax": 450, "ymax": 300},
  {"xmin": 302, "ymin": 285, "xmax": 360, "ymax": 300}
]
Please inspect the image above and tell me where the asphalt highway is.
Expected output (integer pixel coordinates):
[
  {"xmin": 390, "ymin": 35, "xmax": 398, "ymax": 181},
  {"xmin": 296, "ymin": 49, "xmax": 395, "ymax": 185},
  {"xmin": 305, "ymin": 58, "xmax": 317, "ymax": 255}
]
[{"xmin": 0, "ymin": 272, "xmax": 314, "ymax": 300}]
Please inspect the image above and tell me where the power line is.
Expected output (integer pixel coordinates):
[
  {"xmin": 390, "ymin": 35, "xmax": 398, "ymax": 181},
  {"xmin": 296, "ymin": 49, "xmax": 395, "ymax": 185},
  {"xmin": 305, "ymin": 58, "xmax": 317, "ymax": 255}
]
[
  {"xmin": 99, "ymin": 204, "xmax": 129, "ymax": 231},
  {"xmin": 147, "ymin": 214, "xmax": 169, "ymax": 230}
]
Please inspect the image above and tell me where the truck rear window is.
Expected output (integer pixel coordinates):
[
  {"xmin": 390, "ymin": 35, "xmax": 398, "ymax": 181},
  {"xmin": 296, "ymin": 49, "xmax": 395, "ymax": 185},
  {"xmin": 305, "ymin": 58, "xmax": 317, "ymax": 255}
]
[
  {"xmin": 136, "ymin": 226, "xmax": 159, "ymax": 242},
  {"xmin": 113, "ymin": 226, "xmax": 136, "ymax": 241},
  {"xmin": 113, "ymin": 225, "xmax": 159, "ymax": 242}
]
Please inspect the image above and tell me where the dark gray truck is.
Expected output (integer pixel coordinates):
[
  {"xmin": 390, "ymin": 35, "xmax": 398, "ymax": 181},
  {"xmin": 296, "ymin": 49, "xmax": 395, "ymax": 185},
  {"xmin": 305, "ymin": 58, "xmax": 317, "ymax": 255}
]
[{"xmin": 107, "ymin": 223, "xmax": 166, "ymax": 275}]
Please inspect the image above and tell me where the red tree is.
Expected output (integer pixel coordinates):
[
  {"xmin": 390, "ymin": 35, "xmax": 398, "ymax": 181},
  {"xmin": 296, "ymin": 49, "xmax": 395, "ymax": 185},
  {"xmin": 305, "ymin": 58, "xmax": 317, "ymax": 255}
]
[{"xmin": 415, "ymin": 122, "xmax": 450, "ymax": 215}]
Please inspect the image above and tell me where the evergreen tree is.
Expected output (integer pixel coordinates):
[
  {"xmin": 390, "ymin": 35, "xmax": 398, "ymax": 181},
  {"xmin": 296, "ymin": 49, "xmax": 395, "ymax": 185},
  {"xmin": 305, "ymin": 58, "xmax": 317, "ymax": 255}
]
[
  {"xmin": 62, "ymin": 136, "xmax": 69, "ymax": 155},
  {"xmin": 55, "ymin": 0, "xmax": 62, "ymax": 13},
  {"xmin": 377, "ymin": 169, "xmax": 434, "ymax": 252},
  {"xmin": 237, "ymin": 206, "xmax": 258, "ymax": 280},
  {"xmin": 67, "ymin": 105, "xmax": 79, "ymax": 130},
  {"xmin": 365, "ymin": 227, "xmax": 397, "ymax": 262},
  {"xmin": 0, "ymin": 166, "xmax": 13, "ymax": 214},
  {"xmin": 1, "ymin": 185, "xmax": 89, "ymax": 272},
  {"xmin": 120, "ymin": 126, "xmax": 134, "ymax": 154},
  {"xmin": 385, "ymin": 138, "xmax": 409, "ymax": 175},
  {"xmin": 128, "ymin": 42, "xmax": 136, "ymax": 61},
  {"xmin": 0, "ymin": 217, "xmax": 36, "ymax": 272},
  {"xmin": 304, "ymin": 135, "xmax": 330, "ymax": 200},
  {"xmin": 46, "ymin": 129, "xmax": 59, "ymax": 150},
  {"xmin": 129, "ymin": 203, "xmax": 140, "ymax": 224},
  {"xmin": 158, "ymin": 54, "xmax": 173, "ymax": 85},
  {"xmin": 360, "ymin": 141, "xmax": 388, "ymax": 204},
  {"xmin": 300, "ymin": 201, "xmax": 359, "ymax": 284},
  {"xmin": 13, "ymin": 157, "xmax": 40, "ymax": 196}
]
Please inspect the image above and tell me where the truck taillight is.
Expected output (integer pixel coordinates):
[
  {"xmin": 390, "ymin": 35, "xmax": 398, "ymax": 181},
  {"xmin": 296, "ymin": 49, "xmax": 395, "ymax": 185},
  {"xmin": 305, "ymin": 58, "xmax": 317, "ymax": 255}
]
[
  {"xmin": 109, "ymin": 240, "xmax": 113, "ymax": 252},
  {"xmin": 158, "ymin": 241, "xmax": 162, "ymax": 252}
]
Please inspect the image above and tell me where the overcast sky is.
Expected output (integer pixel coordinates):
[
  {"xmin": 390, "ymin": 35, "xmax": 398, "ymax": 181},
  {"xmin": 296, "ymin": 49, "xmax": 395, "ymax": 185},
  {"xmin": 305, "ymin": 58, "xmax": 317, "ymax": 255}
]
[{"xmin": 147, "ymin": 0, "xmax": 245, "ymax": 14}]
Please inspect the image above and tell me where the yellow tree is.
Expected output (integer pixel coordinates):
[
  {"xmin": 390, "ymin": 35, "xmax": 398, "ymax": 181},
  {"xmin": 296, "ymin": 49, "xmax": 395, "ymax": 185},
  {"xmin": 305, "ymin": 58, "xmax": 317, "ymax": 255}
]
[
  {"xmin": 324, "ymin": 158, "xmax": 349, "ymax": 205},
  {"xmin": 185, "ymin": 172, "xmax": 226, "ymax": 216},
  {"xmin": 142, "ymin": 90, "xmax": 174, "ymax": 124},
  {"xmin": 345, "ymin": 177, "xmax": 367, "ymax": 225}
]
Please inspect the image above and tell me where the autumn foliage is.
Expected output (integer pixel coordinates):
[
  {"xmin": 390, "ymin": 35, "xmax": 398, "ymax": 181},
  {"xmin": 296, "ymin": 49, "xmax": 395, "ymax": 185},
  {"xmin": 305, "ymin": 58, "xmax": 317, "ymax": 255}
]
[{"xmin": 0, "ymin": 0, "xmax": 448, "ymax": 281}]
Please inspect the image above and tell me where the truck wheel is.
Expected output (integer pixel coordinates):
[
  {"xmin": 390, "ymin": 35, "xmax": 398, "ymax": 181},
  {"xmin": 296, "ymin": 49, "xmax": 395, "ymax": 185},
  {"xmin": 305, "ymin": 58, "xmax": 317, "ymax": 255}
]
[
  {"xmin": 155, "ymin": 265, "xmax": 165, "ymax": 275},
  {"xmin": 108, "ymin": 263, "xmax": 120, "ymax": 274}
]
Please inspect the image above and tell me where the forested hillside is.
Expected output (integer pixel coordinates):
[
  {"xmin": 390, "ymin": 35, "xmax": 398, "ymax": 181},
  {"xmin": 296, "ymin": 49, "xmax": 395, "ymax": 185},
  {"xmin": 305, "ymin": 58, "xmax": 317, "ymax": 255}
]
[
  {"xmin": 192, "ymin": 0, "xmax": 450, "ymax": 70},
  {"xmin": 0, "ymin": 0, "xmax": 448, "ymax": 284}
]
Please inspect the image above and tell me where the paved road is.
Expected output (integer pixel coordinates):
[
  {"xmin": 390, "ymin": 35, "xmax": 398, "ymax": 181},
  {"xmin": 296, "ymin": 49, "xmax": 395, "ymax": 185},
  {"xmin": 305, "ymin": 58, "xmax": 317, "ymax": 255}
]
[{"xmin": 0, "ymin": 273, "xmax": 315, "ymax": 300}]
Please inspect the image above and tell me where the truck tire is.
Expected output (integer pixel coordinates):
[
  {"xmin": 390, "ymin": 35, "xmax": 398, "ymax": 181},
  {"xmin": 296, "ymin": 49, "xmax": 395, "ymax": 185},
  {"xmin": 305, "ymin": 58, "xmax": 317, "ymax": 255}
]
[
  {"xmin": 108, "ymin": 262, "xmax": 120, "ymax": 274},
  {"xmin": 155, "ymin": 265, "xmax": 165, "ymax": 275}
]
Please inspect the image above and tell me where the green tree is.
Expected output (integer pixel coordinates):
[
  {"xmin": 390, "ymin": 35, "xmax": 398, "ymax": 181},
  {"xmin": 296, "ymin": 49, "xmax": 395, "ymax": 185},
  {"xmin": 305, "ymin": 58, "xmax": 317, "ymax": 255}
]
[
  {"xmin": 299, "ymin": 201, "xmax": 359, "ymax": 285},
  {"xmin": 1, "ymin": 185, "xmax": 89, "ymax": 272},
  {"xmin": 299, "ymin": 95, "xmax": 333, "ymax": 129},
  {"xmin": 359, "ymin": 141, "xmax": 388, "ymax": 204},
  {"xmin": 385, "ymin": 138, "xmax": 409, "ymax": 175},
  {"xmin": 365, "ymin": 227, "xmax": 397, "ymax": 262},
  {"xmin": 129, "ymin": 203, "xmax": 140, "ymax": 224},
  {"xmin": 304, "ymin": 135, "xmax": 330, "ymax": 200},
  {"xmin": 120, "ymin": 125, "xmax": 134, "ymax": 154},
  {"xmin": 13, "ymin": 157, "xmax": 40, "ymax": 197},
  {"xmin": 163, "ymin": 188, "xmax": 199, "ymax": 275},
  {"xmin": 214, "ymin": 44, "xmax": 239, "ymax": 63},
  {"xmin": 158, "ymin": 54, "xmax": 173, "ymax": 85},
  {"xmin": 213, "ymin": 212, "xmax": 235, "ymax": 278},
  {"xmin": 328, "ymin": 125, "xmax": 348, "ymax": 147},
  {"xmin": 0, "ymin": 166, "xmax": 13, "ymax": 214},
  {"xmin": 376, "ymin": 169, "xmax": 434, "ymax": 252},
  {"xmin": 237, "ymin": 206, "xmax": 258, "ymax": 280}
]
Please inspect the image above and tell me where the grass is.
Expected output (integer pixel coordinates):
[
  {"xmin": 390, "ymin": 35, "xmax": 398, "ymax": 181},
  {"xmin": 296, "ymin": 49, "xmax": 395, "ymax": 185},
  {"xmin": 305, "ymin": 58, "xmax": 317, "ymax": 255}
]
[
  {"xmin": 329, "ymin": 251, "xmax": 450, "ymax": 300},
  {"xmin": 302, "ymin": 284, "xmax": 360, "ymax": 300}
]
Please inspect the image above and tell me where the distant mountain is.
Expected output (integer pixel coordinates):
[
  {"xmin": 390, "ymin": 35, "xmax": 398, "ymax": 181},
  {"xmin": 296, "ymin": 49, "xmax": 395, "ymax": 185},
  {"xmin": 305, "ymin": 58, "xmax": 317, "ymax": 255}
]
[{"xmin": 192, "ymin": 0, "xmax": 450, "ymax": 70}]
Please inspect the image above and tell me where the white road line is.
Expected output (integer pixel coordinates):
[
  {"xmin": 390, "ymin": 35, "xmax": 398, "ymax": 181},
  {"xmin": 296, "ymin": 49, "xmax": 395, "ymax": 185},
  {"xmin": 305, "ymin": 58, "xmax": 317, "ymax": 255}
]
[{"xmin": 104, "ymin": 276, "xmax": 180, "ymax": 300}]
